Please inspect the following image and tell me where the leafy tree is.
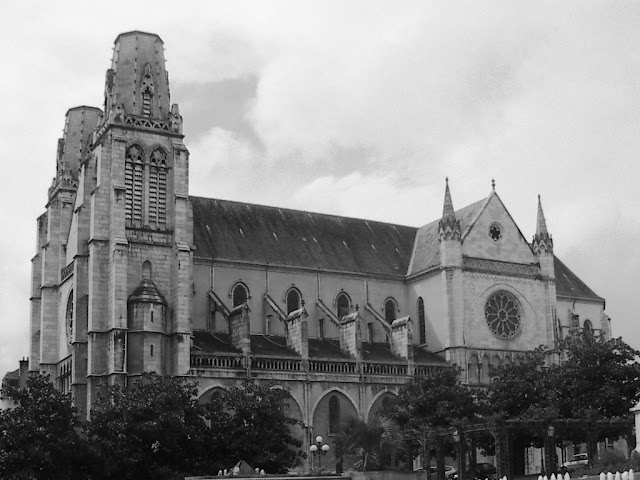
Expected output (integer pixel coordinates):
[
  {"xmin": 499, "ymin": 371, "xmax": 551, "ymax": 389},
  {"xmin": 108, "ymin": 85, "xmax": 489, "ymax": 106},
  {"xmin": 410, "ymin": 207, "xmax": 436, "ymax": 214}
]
[
  {"xmin": 553, "ymin": 332, "xmax": 640, "ymax": 419},
  {"xmin": 86, "ymin": 373, "xmax": 212, "ymax": 480},
  {"xmin": 333, "ymin": 416, "xmax": 404, "ymax": 472},
  {"xmin": 487, "ymin": 346, "xmax": 556, "ymax": 419},
  {"xmin": 386, "ymin": 366, "xmax": 484, "ymax": 432},
  {"xmin": 0, "ymin": 375, "xmax": 96, "ymax": 479},
  {"xmin": 208, "ymin": 381, "xmax": 303, "ymax": 474}
]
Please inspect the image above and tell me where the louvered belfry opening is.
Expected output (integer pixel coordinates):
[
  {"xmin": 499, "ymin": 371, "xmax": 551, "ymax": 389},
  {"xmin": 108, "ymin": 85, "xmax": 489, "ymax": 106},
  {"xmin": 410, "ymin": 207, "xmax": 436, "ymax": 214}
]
[
  {"xmin": 125, "ymin": 145, "xmax": 144, "ymax": 223},
  {"xmin": 149, "ymin": 149, "xmax": 168, "ymax": 225}
]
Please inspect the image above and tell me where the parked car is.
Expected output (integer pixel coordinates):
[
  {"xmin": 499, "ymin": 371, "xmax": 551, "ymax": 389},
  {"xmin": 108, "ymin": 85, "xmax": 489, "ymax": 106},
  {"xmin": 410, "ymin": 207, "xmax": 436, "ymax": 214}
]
[{"xmin": 563, "ymin": 453, "xmax": 588, "ymax": 469}]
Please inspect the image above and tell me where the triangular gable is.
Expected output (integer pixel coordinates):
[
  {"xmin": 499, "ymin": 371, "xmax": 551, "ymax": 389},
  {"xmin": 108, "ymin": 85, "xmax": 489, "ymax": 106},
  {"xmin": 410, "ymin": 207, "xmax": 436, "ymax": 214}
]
[
  {"xmin": 461, "ymin": 192, "xmax": 535, "ymax": 265},
  {"xmin": 406, "ymin": 198, "xmax": 486, "ymax": 276}
]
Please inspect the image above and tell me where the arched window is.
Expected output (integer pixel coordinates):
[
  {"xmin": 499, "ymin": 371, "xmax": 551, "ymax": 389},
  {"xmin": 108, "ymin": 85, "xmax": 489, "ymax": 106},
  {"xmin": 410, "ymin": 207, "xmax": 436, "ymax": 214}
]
[
  {"xmin": 65, "ymin": 290, "xmax": 74, "ymax": 345},
  {"xmin": 141, "ymin": 64, "xmax": 155, "ymax": 117},
  {"xmin": 125, "ymin": 145, "xmax": 144, "ymax": 223},
  {"xmin": 583, "ymin": 319, "xmax": 593, "ymax": 335},
  {"xmin": 384, "ymin": 298, "xmax": 397, "ymax": 323},
  {"xmin": 417, "ymin": 297, "xmax": 426, "ymax": 344},
  {"xmin": 232, "ymin": 283, "xmax": 249, "ymax": 308},
  {"xmin": 148, "ymin": 149, "xmax": 168, "ymax": 225},
  {"xmin": 286, "ymin": 288, "xmax": 301, "ymax": 314},
  {"xmin": 367, "ymin": 323, "xmax": 374, "ymax": 343},
  {"xmin": 328, "ymin": 395, "xmax": 340, "ymax": 433},
  {"xmin": 336, "ymin": 292, "xmax": 350, "ymax": 320}
]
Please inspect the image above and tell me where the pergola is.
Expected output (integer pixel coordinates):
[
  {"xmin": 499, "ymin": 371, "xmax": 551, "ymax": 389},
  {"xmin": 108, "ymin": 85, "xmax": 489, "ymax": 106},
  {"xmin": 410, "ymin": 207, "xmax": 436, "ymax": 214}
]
[{"xmin": 408, "ymin": 417, "xmax": 633, "ymax": 480}]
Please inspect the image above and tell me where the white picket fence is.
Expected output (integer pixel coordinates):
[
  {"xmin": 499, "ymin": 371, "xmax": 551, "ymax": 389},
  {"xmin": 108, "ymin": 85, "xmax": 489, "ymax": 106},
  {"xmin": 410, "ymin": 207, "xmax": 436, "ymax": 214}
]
[{"xmin": 532, "ymin": 469, "xmax": 636, "ymax": 480}]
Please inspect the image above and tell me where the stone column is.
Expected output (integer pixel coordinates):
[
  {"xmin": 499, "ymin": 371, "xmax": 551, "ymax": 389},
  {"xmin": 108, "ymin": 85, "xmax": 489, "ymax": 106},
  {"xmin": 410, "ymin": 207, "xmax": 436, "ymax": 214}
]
[{"xmin": 631, "ymin": 402, "xmax": 640, "ymax": 452}]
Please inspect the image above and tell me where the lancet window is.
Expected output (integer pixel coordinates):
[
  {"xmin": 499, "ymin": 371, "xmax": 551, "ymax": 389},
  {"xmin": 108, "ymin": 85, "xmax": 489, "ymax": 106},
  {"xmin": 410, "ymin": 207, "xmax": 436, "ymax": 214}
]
[
  {"xmin": 148, "ymin": 149, "xmax": 168, "ymax": 225},
  {"xmin": 125, "ymin": 145, "xmax": 144, "ymax": 223},
  {"xmin": 125, "ymin": 145, "xmax": 169, "ymax": 227}
]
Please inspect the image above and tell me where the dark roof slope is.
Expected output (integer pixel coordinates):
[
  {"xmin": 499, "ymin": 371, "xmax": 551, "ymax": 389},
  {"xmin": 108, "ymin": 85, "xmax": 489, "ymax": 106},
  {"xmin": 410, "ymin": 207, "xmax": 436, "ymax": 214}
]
[
  {"xmin": 190, "ymin": 195, "xmax": 603, "ymax": 302},
  {"xmin": 554, "ymin": 256, "xmax": 603, "ymax": 301},
  {"xmin": 191, "ymin": 196, "xmax": 416, "ymax": 276},
  {"xmin": 407, "ymin": 198, "xmax": 487, "ymax": 275}
]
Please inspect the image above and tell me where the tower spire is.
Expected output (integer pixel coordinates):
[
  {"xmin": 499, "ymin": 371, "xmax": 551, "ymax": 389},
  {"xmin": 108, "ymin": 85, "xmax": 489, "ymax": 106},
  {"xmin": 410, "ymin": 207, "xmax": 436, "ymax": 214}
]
[
  {"xmin": 536, "ymin": 194, "xmax": 548, "ymax": 235},
  {"xmin": 439, "ymin": 177, "xmax": 461, "ymax": 241},
  {"xmin": 532, "ymin": 194, "xmax": 553, "ymax": 255}
]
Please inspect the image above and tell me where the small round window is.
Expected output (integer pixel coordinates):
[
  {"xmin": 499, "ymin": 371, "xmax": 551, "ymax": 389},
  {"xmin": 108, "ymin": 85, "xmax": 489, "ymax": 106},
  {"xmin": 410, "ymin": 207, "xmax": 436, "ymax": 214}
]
[
  {"xmin": 485, "ymin": 291, "xmax": 521, "ymax": 339},
  {"xmin": 489, "ymin": 223, "xmax": 502, "ymax": 242}
]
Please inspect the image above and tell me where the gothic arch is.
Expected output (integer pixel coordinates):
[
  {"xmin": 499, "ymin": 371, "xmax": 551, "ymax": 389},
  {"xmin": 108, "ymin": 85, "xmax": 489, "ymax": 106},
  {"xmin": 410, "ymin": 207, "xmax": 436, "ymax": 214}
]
[
  {"xmin": 284, "ymin": 286, "xmax": 303, "ymax": 314},
  {"xmin": 229, "ymin": 281, "xmax": 250, "ymax": 308},
  {"xmin": 334, "ymin": 290, "xmax": 351, "ymax": 320},
  {"xmin": 197, "ymin": 385, "xmax": 226, "ymax": 405},
  {"xmin": 269, "ymin": 384, "xmax": 305, "ymax": 422},
  {"xmin": 366, "ymin": 389, "xmax": 398, "ymax": 421},
  {"xmin": 311, "ymin": 387, "xmax": 359, "ymax": 421},
  {"xmin": 384, "ymin": 297, "xmax": 399, "ymax": 323},
  {"xmin": 312, "ymin": 388, "xmax": 359, "ymax": 438},
  {"xmin": 468, "ymin": 353, "xmax": 480, "ymax": 385}
]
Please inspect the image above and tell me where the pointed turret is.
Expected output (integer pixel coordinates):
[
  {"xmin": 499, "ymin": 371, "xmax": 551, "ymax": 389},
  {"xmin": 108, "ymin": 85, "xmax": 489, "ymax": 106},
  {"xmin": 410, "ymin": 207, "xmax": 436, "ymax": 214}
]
[
  {"xmin": 439, "ymin": 178, "xmax": 461, "ymax": 241},
  {"xmin": 532, "ymin": 195, "xmax": 554, "ymax": 279},
  {"xmin": 532, "ymin": 195, "xmax": 553, "ymax": 255},
  {"xmin": 439, "ymin": 178, "xmax": 462, "ymax": 267}
]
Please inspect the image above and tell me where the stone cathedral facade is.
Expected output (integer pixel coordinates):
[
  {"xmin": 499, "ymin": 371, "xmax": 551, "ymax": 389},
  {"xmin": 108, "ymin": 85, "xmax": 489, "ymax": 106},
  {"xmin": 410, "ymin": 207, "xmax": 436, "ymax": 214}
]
[{"xmin": 29, "ymin": 31, "xmax": 609, "ymax": 467}]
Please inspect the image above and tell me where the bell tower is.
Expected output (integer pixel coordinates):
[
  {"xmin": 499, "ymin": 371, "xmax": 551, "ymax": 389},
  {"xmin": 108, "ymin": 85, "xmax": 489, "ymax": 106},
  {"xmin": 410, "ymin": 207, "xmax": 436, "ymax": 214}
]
[{"xmin": 86, "ymin": 32, "xmax": 191, "ymax": 404}]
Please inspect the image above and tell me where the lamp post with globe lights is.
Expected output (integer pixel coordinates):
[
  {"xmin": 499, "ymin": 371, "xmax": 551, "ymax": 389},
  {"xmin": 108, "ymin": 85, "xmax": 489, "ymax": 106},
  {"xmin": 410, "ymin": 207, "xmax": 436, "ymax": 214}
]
[{"xmin": 309, "ymin": 435, "xmax": 330, "ymax": 472}]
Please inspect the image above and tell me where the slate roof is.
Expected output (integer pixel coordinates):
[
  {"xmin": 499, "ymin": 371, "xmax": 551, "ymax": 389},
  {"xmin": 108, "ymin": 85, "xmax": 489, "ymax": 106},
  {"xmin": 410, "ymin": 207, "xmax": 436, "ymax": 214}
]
[
  {"xmin": 191, "ymin": 331, "xmax": 240, "ymax": 354},
  {"xmin": 407, "ymin": 198, "xmax": 487, "ymax": 276},
  {"xmin": 190, "ymin": 195, "xmax": 603, "ymax": 302},
  {"xmin": 413, "ymin": 346, "xmax": 449, "ymax": 366},
  {"xmin": 554, "ymin": 256, "xmax": 604, "ymax": 301},
  {"xmin": 307, "ymin": 338, "xmax": 351, "ymax": 360},
  {"xmin": 191, "ymin": 196, "xmax": 416, "ymax": 276},
  {"xmin": 250, "ymin": 335, "xmax": 299, "ymax": 357},
  {"xmin": 362, "ymin": 342, "xmax": 405, "ymax": 362}
]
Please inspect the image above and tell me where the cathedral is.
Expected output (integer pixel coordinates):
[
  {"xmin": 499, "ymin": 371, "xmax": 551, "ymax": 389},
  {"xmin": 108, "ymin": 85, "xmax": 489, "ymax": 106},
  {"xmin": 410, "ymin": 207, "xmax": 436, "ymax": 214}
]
[{"xmin": 29, "ymin": 31, "xmax": 609, "ymax": 468}]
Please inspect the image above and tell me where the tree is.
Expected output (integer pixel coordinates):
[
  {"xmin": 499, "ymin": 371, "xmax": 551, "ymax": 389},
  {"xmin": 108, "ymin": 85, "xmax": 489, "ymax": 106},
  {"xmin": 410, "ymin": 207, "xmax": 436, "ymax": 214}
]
[
  {"xmin": 0, "ymin": 375, "xmax": 96, "ymax": 479},
  {"xmin": 553, "ymin": 332, "xmax": 640, "ymax": 419},
  {"xmin": 208, "ymin": 382, "xmax": 303, "ymax": 474},
  {"xmin": 333, "ymin": 416, "xmax": 404, "ymax": 472},
  {"xmin": 86, "ymin": 373, "xmax": 212, "ymax": 480},
  {"xmin": 386, "ymin": 366, "xmax": 485, "ymax": 431},
  {"xmin": 487, "ymin": 346, "xmax": 556, "ymax": 419}
]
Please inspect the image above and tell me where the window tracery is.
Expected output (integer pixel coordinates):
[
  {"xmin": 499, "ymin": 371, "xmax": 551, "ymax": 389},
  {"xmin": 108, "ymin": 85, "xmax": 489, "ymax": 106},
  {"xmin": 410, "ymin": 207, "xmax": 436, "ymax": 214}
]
[
  {"xmin": 485, "ymin": 291, "xmax": 522, "ymax": 339},
  {"xmin": 232, "ymin": 283, "xmax": 249, "ymax": 308},
  {"xmin": 125, "ymin": 145, "xmax": 144, "ymax": 223}
]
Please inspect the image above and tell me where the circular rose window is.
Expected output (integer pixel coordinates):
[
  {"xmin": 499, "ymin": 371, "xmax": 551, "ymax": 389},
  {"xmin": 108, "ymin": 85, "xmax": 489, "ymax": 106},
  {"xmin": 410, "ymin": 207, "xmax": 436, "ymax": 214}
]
[{"xmin": 485, "ymin": 291, "xmax": 521, "ymax": 338}]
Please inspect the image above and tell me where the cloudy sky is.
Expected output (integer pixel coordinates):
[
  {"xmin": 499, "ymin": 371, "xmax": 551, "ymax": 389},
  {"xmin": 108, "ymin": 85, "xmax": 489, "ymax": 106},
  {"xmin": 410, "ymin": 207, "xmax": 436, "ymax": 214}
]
[{"xmin": 1, "ymin": 1, "xmax": 639, "ymax": 378}]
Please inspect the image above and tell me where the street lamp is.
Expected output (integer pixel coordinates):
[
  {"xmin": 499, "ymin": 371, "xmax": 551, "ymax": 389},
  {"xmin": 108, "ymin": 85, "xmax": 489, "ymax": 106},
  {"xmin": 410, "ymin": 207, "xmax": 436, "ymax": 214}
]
[{"xmin": 310, "ymin": 435, "xmax": 330, "ymax": 472}]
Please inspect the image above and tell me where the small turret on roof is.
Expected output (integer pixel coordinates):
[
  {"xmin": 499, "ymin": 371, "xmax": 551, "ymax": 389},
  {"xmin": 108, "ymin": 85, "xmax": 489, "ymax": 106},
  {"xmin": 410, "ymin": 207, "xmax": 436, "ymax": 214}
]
[
  {"xmin": 438, "ymin": 177, "xmax": 461, "ymax": 241},
  {"xmin": 532, "ymin": 194, "xmax": 553, "ymax": 255}
]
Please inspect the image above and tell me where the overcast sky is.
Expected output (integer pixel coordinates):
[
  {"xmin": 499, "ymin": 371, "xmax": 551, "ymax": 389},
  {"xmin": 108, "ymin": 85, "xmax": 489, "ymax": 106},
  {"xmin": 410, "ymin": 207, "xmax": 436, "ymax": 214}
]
[{"xmin": 1, "ymin": 1, "xmax": 639, "ymax": 378}]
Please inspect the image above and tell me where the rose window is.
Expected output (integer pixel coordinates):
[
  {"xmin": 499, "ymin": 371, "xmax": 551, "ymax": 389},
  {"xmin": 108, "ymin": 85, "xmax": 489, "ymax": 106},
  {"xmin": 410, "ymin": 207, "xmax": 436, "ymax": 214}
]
[{"xmin": 485, "ymin": 291, "xmax": 521, "ymax": 339}]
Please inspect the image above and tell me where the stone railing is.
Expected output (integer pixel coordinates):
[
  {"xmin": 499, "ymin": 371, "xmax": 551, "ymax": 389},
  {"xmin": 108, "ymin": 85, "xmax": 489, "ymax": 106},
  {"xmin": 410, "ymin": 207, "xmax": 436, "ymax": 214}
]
[
  {"xmin": 191, "ymin": 353, "xmax": 244, "ymax": 369},
  {"xmin": 191, "ymin": 354, "xmax": 442, "ymax": 379},
  {"xmin": 308, "ymin": 359, "xmax": 357, "ymax": 374},
  {"xmin": 251, "ymin": 357, "xmax": 302, "ymax": 372},
  {"xmin": 362, "ymin": 362, "xmax": 408, "ymax": 376}
]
